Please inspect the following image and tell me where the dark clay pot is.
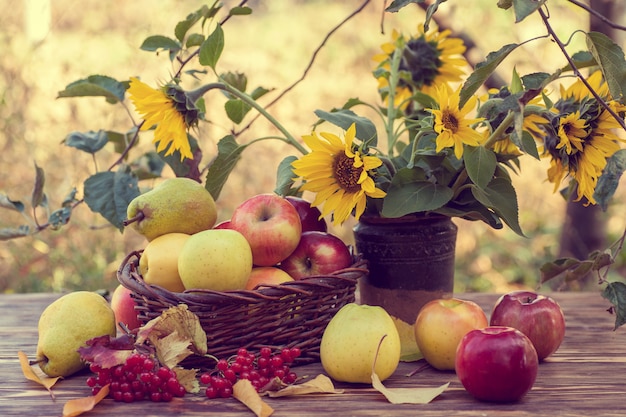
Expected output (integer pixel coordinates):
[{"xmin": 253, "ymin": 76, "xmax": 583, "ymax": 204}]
[{"xmin": 353, "ymin": 214, "xmax": 457, "ymax": 325}]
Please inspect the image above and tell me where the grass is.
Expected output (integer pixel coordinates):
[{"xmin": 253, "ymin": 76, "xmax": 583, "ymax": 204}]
[{"xmin": 1, "ymin": 0, "xmax": 624, "ymax": 294}]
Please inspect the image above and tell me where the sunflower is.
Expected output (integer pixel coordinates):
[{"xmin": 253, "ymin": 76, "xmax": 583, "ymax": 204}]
[
  {"xmin": 428, "ymin": 85, "xmax": 484, "ymax": 159},
  {"xmin": 373, "ymin": 25, "xmax": 468, "ymax": 105},
  {"xmin": 542, "ymin": 71, "xmax": 626, "ymax": 203},
  {"xmin": 127, "ymin": 77, "xmax": 198, "ymax": 161},
  {"xmin": 291, "ymin": 124, "xmax": 387, "ymax": 225}
]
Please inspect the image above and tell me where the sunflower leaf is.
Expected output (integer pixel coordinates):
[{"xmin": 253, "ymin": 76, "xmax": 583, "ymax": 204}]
[
  {"xmin": 205, "ymin": 135, "xmax": 248, "ymax": 200},
  {"xmin": 460, "ymin": 44, "xmax": 519, "ymax": 108},
  {"xmin": 57, "ymin": 75, "xmax": 126, "ymax": 104},
  {"xmin": 464, "ymin": 145, "xmax": 497, "ymax": 190},
  {"xmin": 314, "ymin": 109, "xmax": 378, "ymax": 147},
  {"xmin": 274, "ymin": 156, "xmax": 298, "ymax": 197},
  {"xmin": 586, "ymin": 31, "xmax": 626, "ymax": 102},
  {"xmin": 381, "ymin": 168, "xmax": 454, "ymax": 217},
  {"xmin": 470, "ymin": 177, "xmax": 523, "ymax": 236},
  {"xmin": 199, "ymin": 24, "xmax": 224, "ymax": 69},
  {"xmin": 83, "ymin": 169, "xmax": 140, "ymax": 231},
  {"xmin": 594, "ymin": 149, "xmax": 626, "ymax": 211}
]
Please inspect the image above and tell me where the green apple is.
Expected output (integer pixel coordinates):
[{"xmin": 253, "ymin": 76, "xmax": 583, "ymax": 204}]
[
  {"xmin": 413, "ymin": 297, "xmax": 488, "ymax": 371},
  {"xmin": 36, "ymin": 291, "xmax": 116, "ymax": 377},
  {"xmin": 320, "ymin": 303, "xmax": 401, "ymax": 383},
  {"xmin": 139, "ymin": 232, "xmax": 190, "ymax": 292},
  {"xmin": 178, "ymin": 229, "xmax": 253, "ymax": 291}
]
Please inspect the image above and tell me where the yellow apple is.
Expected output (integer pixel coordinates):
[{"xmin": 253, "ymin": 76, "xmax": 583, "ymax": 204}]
[
  {"xmin": 139, "ymin": 232, "xmax": 190, "ymax": 292},
  {"xmin": 178, "ymin": 229, "xmax": 253, "ymax": 291},
  {"xmin": 245, "ymin": 266, "xmax": 294, "ymax": 290},
  {"xmin": 320, "ymin": 303, "xmax": 401, "ymax": 383},
  {"xmin": 413, "ymin": 297, "xmax": 488, "ymax": 371}
]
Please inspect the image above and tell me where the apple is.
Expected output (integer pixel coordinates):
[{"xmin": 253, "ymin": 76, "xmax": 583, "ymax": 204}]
[
  {"xmin": 280, "ymin": 231, "xmax": 353, "ymax": 279},
  {"xmin": 245, "ymin": 266, "xmax": 294, "ymax": 290},
  {"xmin": 178, "ymin": 229, "xmax": 253, "ymax": 291},
  {"xmin": 213, "ymin": 220, "xmax": 232, "ymax": 229},
  {"xmin": 285, "ymin": 196, "xmax": 327, "ymax": 232},
  {"xmin": 455, "ymin": 326, "xmax": 538, "ymax": 402},
  {"xmin": 110, "ymin": 284, "xmax": 142, "ymax": 331},
  {"xmin": 489, "ymin": 290, "xmax": 566, "ymax": 361},
  {"xmin": 230, "ymin": 193, "xmax": 302, "ymax": 266},
  {"xmin": 413, "ymin": 297, "xmax": 488, "ymax": 371},
  {"xmin": 321, "ymin": 303, "xmax": 401, "ymax": 383}
]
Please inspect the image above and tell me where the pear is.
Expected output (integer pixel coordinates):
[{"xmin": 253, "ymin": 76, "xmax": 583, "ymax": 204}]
[
  {"xmin": 36, "ymin": 291, "xmax": 116, "ymax": 377},
  {"xmin": 125, "ymin": 177, "xmax": 217, "ymax": 241}
]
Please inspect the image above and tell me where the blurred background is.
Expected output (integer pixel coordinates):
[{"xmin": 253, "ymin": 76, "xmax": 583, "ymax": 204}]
[{"xmin": 1, "ymin": 0, "xmax": 625, "ymax": 294}]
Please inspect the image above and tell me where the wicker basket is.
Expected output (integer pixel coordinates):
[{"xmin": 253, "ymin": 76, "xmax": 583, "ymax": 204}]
[{"xmin": 117, "ymin": 250, "xmax": 368, "ymax": 368}]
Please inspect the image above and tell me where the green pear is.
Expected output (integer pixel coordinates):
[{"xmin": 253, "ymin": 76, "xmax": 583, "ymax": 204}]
[
  {"xmin": 125, "ymin": 177, "xmax": 217, "ymax": 241},
  {"xmin": 36, "ymin": 291, "xmax": 116, "ymax": 377}
]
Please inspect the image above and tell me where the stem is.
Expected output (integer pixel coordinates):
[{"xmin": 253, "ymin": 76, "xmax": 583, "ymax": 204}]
[
  {"xmin": 483, "ymin": 112, "xmax": 515, "ymax": 149},
  {"xmin": 386, "ymin": 45, "xmax": 404, "ymax": 157}
]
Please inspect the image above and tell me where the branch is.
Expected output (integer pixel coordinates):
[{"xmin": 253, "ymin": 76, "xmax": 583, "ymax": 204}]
[{"xmin": 567, "ymin": 0, "xmax": 626, "ymax": 31}]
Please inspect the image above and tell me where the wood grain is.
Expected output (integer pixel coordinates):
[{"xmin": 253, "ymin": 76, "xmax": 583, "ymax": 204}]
[{"xmin": 1, "ymin": 292, "xmax": 624, "ymax": 417}]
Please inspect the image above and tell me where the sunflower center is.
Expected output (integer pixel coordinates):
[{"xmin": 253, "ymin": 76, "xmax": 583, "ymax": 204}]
[
  {"xmin": 400, "ymin": 38, "xmax": 442, "ymax": 88},
  {"xmin": 333, "ymin": 152, "xmax": 363, "ymax": 193},
  {"xmin": 441, "ymin": 109, "xmax": 459, "ymax": 133}
]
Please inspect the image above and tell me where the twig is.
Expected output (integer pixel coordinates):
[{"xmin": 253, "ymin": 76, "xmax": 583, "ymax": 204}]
[{"xmin": 567, "ymin": 0, "xmax": 626, "ymax": 31}]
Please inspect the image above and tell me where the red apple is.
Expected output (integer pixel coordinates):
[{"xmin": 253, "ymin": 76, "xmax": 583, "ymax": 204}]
[
  {"xmin": 489, "ymin": 290, "xmax": 565, "ymax": 361},
  {"xmin": 214, "ymin": 220, "xmax": 232, "ymax": 229},
  {"xmin": 455, "ymin": 326, "xmax": 538, "ymax": 402},
  {"xmin": 245, "ymin": 266, "xmax": 294, "ymax": 290},
  {"xmin": 285, "ymin": 196, "xmax": 327, "ymax": 232},
  {"xmin": 280, "ymin": 231, "xmax": 353, "ymax": 279},
  {"xmin": 110, "ymin": 284, "xmax": 142, "ymax": 331},
  {"xmin": 230, "ymin": 193, "xmax": 302, "ymax": 266},
  {"xmin": 413, "ymin": 298, "xmax": 488, "ymax": 371}
]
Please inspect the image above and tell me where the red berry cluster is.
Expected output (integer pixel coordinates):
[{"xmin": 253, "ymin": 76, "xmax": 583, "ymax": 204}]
[
  {"xmin": 86, "ymin": 353, "xmax": 186, "ymax": 403},
  {"xmin": 200, "ymin": 347, "xmax": 301, "ymax": 398}
]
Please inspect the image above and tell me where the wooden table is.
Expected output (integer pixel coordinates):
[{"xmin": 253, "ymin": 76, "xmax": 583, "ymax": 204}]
[{"xmin": 1, "ymin": 292, "xmax": 624, "ymax": 417}]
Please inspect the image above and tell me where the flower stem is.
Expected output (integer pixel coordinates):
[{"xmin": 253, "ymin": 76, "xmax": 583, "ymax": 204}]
[
  {"xmin": 483, "ymin": 111, "xmax": 515, "ymax": 149},
  {"xmin": 385, "ymin": 45, "xmax": 404, "ymax": 157}
]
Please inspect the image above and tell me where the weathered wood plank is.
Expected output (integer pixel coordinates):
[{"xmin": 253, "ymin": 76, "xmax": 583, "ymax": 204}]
[{"xmin": 0, "ymin": 292, "xmax": 624, "ymax": 416}]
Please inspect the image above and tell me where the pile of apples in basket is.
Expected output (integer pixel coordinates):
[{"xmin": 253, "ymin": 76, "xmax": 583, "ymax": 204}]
[{"xmin": 121, "ymin": 177, "xmax": 353, "ymax": 294}]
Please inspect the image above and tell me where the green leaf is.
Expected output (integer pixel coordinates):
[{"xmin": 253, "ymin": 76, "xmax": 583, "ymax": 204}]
[
  {"xmin": 130, "ymin": 151, "xmax": 167, "ymax": 180},
  {"xmin": 174, "ymin": 5, "xmax": 210, "ymax": 42},
  {"xmin": 562, "ymin": 51, "xmax": 596, "ymax": 72},
  {"xmin": 0, "ymin": 194, "xmax": 25, "ymax": 212},
  {"xmin": 229, "ymin": 6, "xmax": 252, "ymax": 16},
  {"xmin": 385, "ymin": 0, "xmax": 425, "ymax": 12},
  {"xmin": 586, "ymin": 31, "xmax": 626, "ymax": 102},
  {"xmin": 460, "ymin": 44, "xmax": 519, "ymax": 108},
  {"xmin": 63, "ymin": 130, "xmax": 109, "ymax": 154},
  {"xmin": 221, "ymin": 72, "xmax": 247, "ymax": 94},
  {"xmin": 140, "ymin": 35, "xmax": 181, "ymax": 53},
  {"xmin": 157, "ymin": 135, "xmax": 202, "ymax": 182},
  {"xmin": 250, "ymin": 86, "xmax": 270, "ymax": 100},
  {"xmin": 423, "ymin": 0, "xmax": 448, "ymax": 32},
  {"xmin": 274, "ymin": 156, "xmax": 298, "ymax": 196},
  {"xmin": 512, "ymin": 0, "xmax": 546, "ymax": 23},
  {"xmin": 381, "ymin": 168, "xmax": 454, "ymax": 217},
  {"xmin": 224, "ymin": 99, "xmax": 251, "ymax": 124},
  {"xmin": 0, "ymin": 225, "xmax": 30, "ymax": 240},
  {"xmin": 602, "ymin": 282, "xmax": 626, "ymax": 330},
  {"xmin": 471, "ymin": 177, "xmax": 523, "ymax": 236},
  {"xmin": 314, "ymin": 109, "xmax": 378, "ymax": 146},
  {"xmin": 594, "ymin": 149, "xmax": 626, "ymax": 211},
  {"xmin": 31, "ymin": 163, "xmax": 46, "ymax": 209},
  {"xmin": 464, "ymin": 146, "xmax": 497, "ymax": 189},
  {"xmin": 48, "ymin": 207, "xmax": 72, "ymax": 230},
  {"xmin": 83, "ymin": 169, "xmax": 140, "ymax": 231},
  {"xmin": 186, "ymin": 33, "xmax": 205, "ymax": 48},
  {"xmin": 204, "ymin": 135, "xmax": 247, "ymax": 200},
  {"xmin": 540, "ymin": 257, "xmax": 581, "ymax": 283},
  {"xmin": 199, "ymin": 24, "xmax": 224, "ymax": 68},
  {"xmin": 497, "ymin": 0, "xmax": 513, "ymax": 9},
  {"xmin": 57, "ymin": 75, "xmax": 126, "ymax": 104}
]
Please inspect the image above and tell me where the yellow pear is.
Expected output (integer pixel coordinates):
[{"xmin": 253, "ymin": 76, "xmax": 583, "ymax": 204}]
[
  {"xmin": 178, "ymin": 229, "xmax": 253, "ymax": 291},
  {"xmin": 139, "ymin": 232, "xmax": 190, "ymax": 292},
  {"xmin": 36, "ymin": 291, "xmax": 116, "ymax": 377},
  {"xmin": 320, "ymin": 303, "xmax": 401, "ymax": 383},
  {"xmin": 125, "ymin": 177, "xmax": 217, "ymax": 241}
]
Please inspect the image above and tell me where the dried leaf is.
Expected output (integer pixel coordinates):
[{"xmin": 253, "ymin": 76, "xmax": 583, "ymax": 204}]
[
  {"xmin": 372, "ymin": 372, "xmax": 449, "ymax": 404},
  {"xmin": 77, "ymin": 334, "xmax": 134, "ymax": 369},
  {"xmin": 18, "ymin": 351, "xmax": 60, "ymax": 399},
  {"xmin": 172, "ymin": 366, "xmax": 201, "ymax": 394},
  {"xmin": 233, "ymin": 379, "xmax": 274, "ymax": 417},
  {"xmin": 62, "ymin": 384, "xmax": 110, "ymax": 417},
  {"xmin": 153, "ymin": 331, "xmax": 194, "ymax": 369},
  {"xmin": 136, "ymin": 304, "xmax": 207, "ymax": 356},
  {"xmin": 266, "ymin": 374, "xmax": 343, "ymax": 397}
]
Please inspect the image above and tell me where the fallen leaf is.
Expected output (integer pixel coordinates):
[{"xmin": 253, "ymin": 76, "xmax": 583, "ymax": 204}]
[
  {"xmin": 77, "ymin": 335, "xmax": 134, "ymax": 369},
  {"xmin": 18, "ymin": 351, "xmax": 60, "ymax": 399},
  {"xmin": 266, "ymin": 374, "xmax": 343, "ymax": 397},
  {"xmin": 172, "ymin": 366, "xmax": 200, "ymax": 394},
  {"xmin": 136, "ymin": 304, "xmax": 207, "ymax": 356},
  {"xmin": 371, "ymin": 372, "xmax": 449, "ymax": 404},
  {"xmin": 153, "ymin": 331, "xmax": 194, "ymax": 369},
  {"xmin": 233, "ymin": 379, "xmax": 274, "ymax": 417},
  {"xmin": 62, "ymin": 384, "xmax": 110, "ymax": 417}
]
